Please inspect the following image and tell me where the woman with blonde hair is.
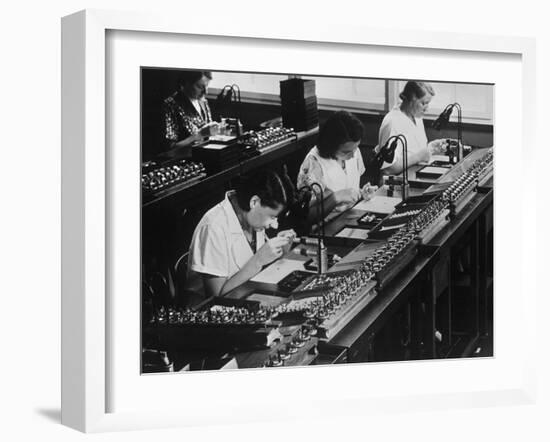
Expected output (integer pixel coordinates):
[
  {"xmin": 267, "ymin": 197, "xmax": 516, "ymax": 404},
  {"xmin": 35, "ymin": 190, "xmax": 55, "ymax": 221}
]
[{"xmin": 378, "ymin": 81, "xmax": 447, "ymax": 175}]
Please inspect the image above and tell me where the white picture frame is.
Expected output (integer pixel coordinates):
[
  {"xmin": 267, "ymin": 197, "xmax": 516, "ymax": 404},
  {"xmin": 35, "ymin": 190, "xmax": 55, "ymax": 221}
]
[{"xmin": 61, "ymin": 9, "xmax": 537, "ymax": 433}]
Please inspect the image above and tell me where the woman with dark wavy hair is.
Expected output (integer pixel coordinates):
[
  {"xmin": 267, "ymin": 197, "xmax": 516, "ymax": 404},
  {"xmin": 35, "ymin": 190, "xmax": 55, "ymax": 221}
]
[
  {"xmin": 186, "ymin": 169, "xmax": 296, "ymax": 300},
  {"xmin": 297, "ymin": 111, "xmax": 376, "ymax": 221}
]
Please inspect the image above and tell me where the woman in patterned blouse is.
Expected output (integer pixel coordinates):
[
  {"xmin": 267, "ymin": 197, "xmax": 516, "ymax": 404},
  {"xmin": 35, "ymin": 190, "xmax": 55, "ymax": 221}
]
[{"xmin": 163, "ymin": 70, "xmax": 220, "ymax": 150}]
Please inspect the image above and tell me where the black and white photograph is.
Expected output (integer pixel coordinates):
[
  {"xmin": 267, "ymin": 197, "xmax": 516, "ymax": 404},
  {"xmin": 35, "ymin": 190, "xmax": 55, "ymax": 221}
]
[
  {"xmin": 140, "ymin": 69, "xmax": 494, "ymax": 373},
  {"xmin": 4, "ymin": 0, "xmax": 547, "ymax": 439}
]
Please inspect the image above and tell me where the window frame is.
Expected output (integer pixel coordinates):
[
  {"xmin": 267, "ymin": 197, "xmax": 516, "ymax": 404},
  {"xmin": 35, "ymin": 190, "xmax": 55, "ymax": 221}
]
[{"xmin": 209, "ymin": 76, "xmax": 493, "ymax": 124}]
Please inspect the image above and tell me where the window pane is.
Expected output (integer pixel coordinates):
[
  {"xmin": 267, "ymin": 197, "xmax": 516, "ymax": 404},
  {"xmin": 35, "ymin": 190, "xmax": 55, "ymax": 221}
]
[
  {"xmin": 354, "ymin": 79, "xmax": 386, "ymax": 104},
  {"xmin": 303, "ymin": 76, "xmax": 386, "ymax": 106},
  {"xmin": 209, "ymin": 72, "xmax": 288, "ymax": 96},
  {"xmin": 456, "ymin": 84, "xmax": 494, "ymax": 121}
]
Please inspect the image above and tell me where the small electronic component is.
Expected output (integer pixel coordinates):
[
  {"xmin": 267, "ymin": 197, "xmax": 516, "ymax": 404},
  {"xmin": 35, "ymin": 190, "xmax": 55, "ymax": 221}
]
[{"xmin": 357, "ymin": 211, "xmax": 386, "ymax": 228}]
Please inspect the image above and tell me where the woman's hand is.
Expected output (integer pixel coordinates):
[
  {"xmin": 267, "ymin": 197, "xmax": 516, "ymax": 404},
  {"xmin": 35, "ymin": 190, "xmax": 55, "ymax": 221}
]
[
  {"xmin": 277, "ymin": 229, "xmax": 297, "ymax": 254},
  {"xmin": 428, "ymin": 138, "xmax": 448, "ymax": 155},
  {"xmin": 199, "ymin": 122, "xmax": 220, "ymax": 137},
  {"xmin": 361, "ymin": 182, "xmax": 378, "ymax": 201},
  {"xmin": 255, "ymin": 236, "xmax": 289, "ymax": 266},
  {"xmin": 334, "ymin": 188, "xmax": 362, "ymax": 206}
]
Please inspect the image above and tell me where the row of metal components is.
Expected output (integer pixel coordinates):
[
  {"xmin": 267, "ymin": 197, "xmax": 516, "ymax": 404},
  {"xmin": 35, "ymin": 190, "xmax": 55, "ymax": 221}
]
[
  {"xmin": 442, "ymin": 149, "xmax": 493, "ymax": 203},
  {"xmin": 388, "ymin": 209, "xmax": 422, "ymax": 219},
  {"xmin": 360, "ymin": 230, "xmax": 417, "ymax": 274},
  {"xmin": 244, "ymin": 127, "xmax": 296, "ymax": 150},
  {"xmin": 443, "ymin": 175, "xmax": 478, "ymax": 203},
  {"xmin": 152, "ymin": 305, "xmax": 271, "ymax": 326},
  {"xmin": 141, "ymin": 160, "xmax": 206, "ymax": 192},
  {"xmin": 406, "ymin": 199, "xmax": 448, "ymax": 233}
]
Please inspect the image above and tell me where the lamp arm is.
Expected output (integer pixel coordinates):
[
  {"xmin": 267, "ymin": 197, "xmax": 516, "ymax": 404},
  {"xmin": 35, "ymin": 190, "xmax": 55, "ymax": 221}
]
[
  {"xmin": 396, "ymin": 134, "xmax": 410, "ymax": 200},
  {"xmin": 454, "ymin": 103, "xmax": 463, "ymax": 161},
  {"xmin": 434, "ymin": 103, "xmax": 463, "ymax": 162},
  {"xmin": 309, "ymin": 182, "xmax": 325, "ymax": 241},
  {"xmin": 397, "ymin": 135, "xmax": 408, "ymax": 177},
  {"xmin": 378, "ymin": 134, "xmax": 400, "ymax": 164},
  {"xmin": 299, "ymin": 182, "xmax": 325, "ymax": 274}
]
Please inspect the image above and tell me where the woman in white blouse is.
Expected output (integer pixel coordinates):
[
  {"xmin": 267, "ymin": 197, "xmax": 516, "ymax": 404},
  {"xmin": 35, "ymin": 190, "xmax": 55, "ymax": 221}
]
[
  {"xmin": 186, "ymin": 170, "xmax": 296, "ymax": 300},
  {"xmin": 297, "ymin": 111, "xmax": 376, "ymax": 221},
  {"xmin": 378, "ymin": 81, "xmax": 447, "ymax": 175}
]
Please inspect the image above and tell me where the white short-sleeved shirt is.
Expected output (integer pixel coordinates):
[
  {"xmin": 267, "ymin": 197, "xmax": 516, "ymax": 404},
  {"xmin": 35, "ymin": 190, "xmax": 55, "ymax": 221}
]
[
  {"xmin": 186, "ymin": 191, "xmax": 266, "ymax": 293},
  {"xmin": 297, "ymin": 146, "xmax": 365, "ymax": 218},
  {"xmin": 378, "ymin": 107, "xmax": 430, "ymax": 170}
]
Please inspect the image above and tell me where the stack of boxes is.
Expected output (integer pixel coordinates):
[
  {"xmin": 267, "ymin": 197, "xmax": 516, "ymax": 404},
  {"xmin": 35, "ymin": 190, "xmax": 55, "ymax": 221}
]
[{"xmin": 279, "ymin": 78, "xmax": 319, "ymax": 132}]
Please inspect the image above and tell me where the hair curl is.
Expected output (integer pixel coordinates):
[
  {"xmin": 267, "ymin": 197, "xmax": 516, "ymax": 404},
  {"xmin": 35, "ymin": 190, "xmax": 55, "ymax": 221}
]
[
  {"xmin": 399, "ymin": 81, "xmax": 435, "ymax": 102},
  {"xmin": 235, "ymin": 169, "xmax": 291, "ymax": 212},
  {"xmin": 318, "ymin": 111, "xmax": 364, "ymax": 159}
]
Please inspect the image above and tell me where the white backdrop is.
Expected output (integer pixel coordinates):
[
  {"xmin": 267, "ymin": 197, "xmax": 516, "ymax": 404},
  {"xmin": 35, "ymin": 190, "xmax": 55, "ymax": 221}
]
[{"xmin": 1, "ymin": 0, "xmax": 548, "ymax": 441}]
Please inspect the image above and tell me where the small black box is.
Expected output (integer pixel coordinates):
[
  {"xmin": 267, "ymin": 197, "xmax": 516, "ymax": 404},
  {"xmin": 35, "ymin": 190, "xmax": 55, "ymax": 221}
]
[{"xmin": 280, "ymin": 78, "xmax": 316, "ymax": 100}]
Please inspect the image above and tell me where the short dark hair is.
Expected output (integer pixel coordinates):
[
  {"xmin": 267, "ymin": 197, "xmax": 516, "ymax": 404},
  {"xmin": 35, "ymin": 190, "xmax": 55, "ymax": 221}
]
[
  {"xmin": 177, "ymin": 70, "xmax": 212, "ymax": 87},
  {"xmin": 235, "ymin": 169, "xmax": 290, "ymax": 211},
  {"xmin": 399, "ymin": 81, "xmax": 435, "ymax": 102},
  {"xmin": 317, "ymin": 111, "xmax": 364, "ymax": 159}
]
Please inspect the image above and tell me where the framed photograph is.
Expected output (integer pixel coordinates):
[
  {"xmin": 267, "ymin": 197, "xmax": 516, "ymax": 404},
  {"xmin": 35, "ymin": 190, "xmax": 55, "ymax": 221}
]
[{"xmin": 61, "ymin": 9, "xmax": 536, "ymax": 433}]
